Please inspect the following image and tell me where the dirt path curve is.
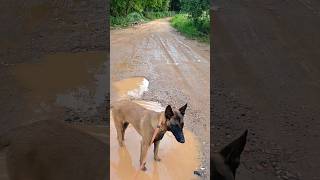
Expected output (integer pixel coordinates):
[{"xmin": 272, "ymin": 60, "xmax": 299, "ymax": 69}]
[
  {"xmin": 110, "ymin": 18, "xmax": 210, "ymax": 179},
  {"xmin": 213, "ymin": 0, "xmax": 320, "ymax": 179}
]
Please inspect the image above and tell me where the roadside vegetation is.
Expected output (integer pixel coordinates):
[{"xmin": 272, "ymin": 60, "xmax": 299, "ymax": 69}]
[
  {"xmin": 110, "ymin": 0, "xmax": 175, "ymax": 28},
  {"xmin": 171, "ymin": 0, "xmax": 210, "ymax": 42},
  {"xmin": 111, "ymin": 0, "xmax": 210, "ymax": 43}
]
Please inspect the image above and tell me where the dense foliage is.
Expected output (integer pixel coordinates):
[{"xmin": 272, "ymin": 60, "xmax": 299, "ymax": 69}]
[
  {"xmin": 169, "ymin": 0, "xmax": 181, "ymax": 11},
  {"xmin": 111, "ymin": 0, "xmax": 171, "ymax": 17},
  {"xmin": 171, "ymin": 14, "xmax": 209, "ymax": 42},
  {"xmin": 180, "ymin": 0, "xmax": 210, "ymax": 21},
  {"xmin": 177, "ymin": 0, "xmax": 210, "ymax": 40},
  {"xmin": 110, "ymin": 0, "xmax": 210, "ymax": 42}
]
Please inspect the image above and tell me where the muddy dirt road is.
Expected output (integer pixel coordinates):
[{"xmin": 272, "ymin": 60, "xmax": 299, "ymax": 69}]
[
  {"xmin": 213, "ymin": 0, "xmax": 320, "ymax": 179},
  {"xmin": 110, "ymin": 18, "xmax": 210, "ymax": 179},
  {"xmin": 0, "ymin": 1, "xmax": 108, "ymax": 179}
]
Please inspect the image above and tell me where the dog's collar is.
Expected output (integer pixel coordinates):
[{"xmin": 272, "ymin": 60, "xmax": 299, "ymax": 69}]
[
  {"xmin": 150, "ymin": 113, "xmax": 166, "ymax": 144},
  {"xmin": 157, "ymin": 113, "xmax": 168, "ymax": 131},
  {"xmin": 139, "ymin": 112, "xmax": 166, "ymax": 172}
]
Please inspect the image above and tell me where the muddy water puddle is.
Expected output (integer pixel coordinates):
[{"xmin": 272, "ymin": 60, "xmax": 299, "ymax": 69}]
[
  {"xmin": 111, "ymin": 77, "xmax": 201, "ymax": 180},
  {"xmin": 110, "ymin": 110, "xmax": 200, "ymax": 180},
  {"xmin": 13, "ymin": 51, "xmax": 106, "ymax": 120},
  {"xmin": 111, "ymin": 77, "xmax": 149, "ymax": 101}
]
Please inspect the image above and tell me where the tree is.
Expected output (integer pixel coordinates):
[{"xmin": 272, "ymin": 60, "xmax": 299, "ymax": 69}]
[
  {"xmin": 181, "ymin": 0, "xmax": 209, "ymax": 22},
  {"xmin": 170, "ymin": 0, "xmax": 181, "ymax": 11}
]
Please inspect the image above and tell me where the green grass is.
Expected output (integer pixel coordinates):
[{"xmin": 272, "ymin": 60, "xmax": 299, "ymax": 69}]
[
  {"xmin": 111, "ymin": 11, "xmax": 175, "ymax": 28},
  {"xmin": 170, "ymin": 13, "xmax": 209, "ymax": 43},
  {"xmin": 111, "ymin": 12, "xmax": 147, "ymax": 28}
]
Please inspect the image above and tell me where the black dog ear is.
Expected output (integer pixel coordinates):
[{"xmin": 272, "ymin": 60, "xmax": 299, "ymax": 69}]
[
  {"xmin": 219, "ymin": 130, "xmax": 248, "ymax": 176},
  {"xmin": 165, "ymin": 105, "xmax": 174, "ymax": 119},
  {"xmin": 179, "ymin": 103, "xmax": 187, "ymax": 116}
]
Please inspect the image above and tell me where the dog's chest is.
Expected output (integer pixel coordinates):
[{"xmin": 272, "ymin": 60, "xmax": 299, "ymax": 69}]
[{"xmin": 153, "ymin": 130, "xmax": 165, "ymax": 142}]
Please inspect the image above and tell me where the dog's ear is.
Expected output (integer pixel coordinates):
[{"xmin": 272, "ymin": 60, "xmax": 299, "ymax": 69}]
[
  {"xmin": 165, "ymin": 105, "xmax": 174, "ymax": 119},
  {"xmin": 219, "ymin": 130, "xmax": 248, "ymax": 176},
  {"xmin": 179, "ymin": 103, "xmax": 187, "ymax": 116}
]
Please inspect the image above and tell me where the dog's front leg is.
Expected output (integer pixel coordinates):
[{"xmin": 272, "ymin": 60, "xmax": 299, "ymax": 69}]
[
  {"xmin": 153, "ymin": 140, "xmax": 161, "ymax": 161},
  {"xmin": 140, "ymin": 140, "xmax": 148, "ymax": 171}
]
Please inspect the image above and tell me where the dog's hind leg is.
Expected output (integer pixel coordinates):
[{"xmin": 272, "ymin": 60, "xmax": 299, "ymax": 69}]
[
  {"xmin": 114, "ymin": 117, "xmax": 125, "ymax": 147},
  {"xmin": 121, "ymin": 122, "xmax": 129, "ymax": 141},
  {"xmin": 140, "ymin": 140, "xmax": 148, "ymax": 171},
  {"xmin": 153, "ymin": 140, "xmax": 161, "ymax": 161}
]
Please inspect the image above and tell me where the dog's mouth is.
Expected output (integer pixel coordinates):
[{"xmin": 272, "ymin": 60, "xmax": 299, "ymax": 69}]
[{"xmin": 170, "ymin": 125, "xmax": 185, "ymax": 143}]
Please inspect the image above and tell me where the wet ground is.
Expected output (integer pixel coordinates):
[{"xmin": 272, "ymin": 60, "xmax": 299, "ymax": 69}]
[
  {"xmin": 110, "ymin": 77, "xmax": 201, "ymax": 180},
  {"xmin": 213, "ymin": 1, "xmax": 320, "ymax": 179},
  {"xmin": 0, "ymin": 50, "xmax": 108, "ymax": 180},
  {"xmin": 0, "ymin": 1, "xmax": 107, "ymax": 179},
  {"xmin": 110, "ymin": 18, "xmax": 210, "ymax": 179}
]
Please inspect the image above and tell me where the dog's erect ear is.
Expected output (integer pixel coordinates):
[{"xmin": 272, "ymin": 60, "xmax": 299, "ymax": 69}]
[
  {"xmin": 219, "ymin": 130, "xmax": 248, "ymax": 176},
  {"xmin": 179, "ymin": 103, "xmax": 187, "ymax": 116},
  {"xmin": 165, "ymin": 105, "xmax": 174, "ymax": 119}
]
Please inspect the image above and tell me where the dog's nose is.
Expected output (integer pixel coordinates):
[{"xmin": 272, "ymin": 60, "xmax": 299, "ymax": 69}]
[{"xmin": 180, "ymin": 137, "xmax": 185, "ymax": 143}]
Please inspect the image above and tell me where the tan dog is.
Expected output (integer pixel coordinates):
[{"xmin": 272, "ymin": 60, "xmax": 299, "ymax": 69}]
[
  {"xmin": 0, "ymin": 120, "xmax": 108, "ymax": 180},
  {"xmin": 111, "ymin": 100, "xmax": 187, "ymax": 170}
]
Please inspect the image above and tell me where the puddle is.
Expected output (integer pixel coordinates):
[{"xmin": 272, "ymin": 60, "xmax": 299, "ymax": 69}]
[
  {"xmin": 55, "ymin": 62, "xmax": 107, "ymax": 117},
  {"xmin": 111, "ymin": 77, "xmax": 149, "ymax": 100},
  {"xmin": 13, "ymin": 51, "xmax": 106, "ymax": 121},
  {"xmin": 111, "ymin": 77, "xmax": 200, "ymax": 179},
  {"xmin": 110, "ymin": 101, "xmax": 200, "ymax": 180},
  {"xmin": 14, "ymin": 51, "xmax": 105, "ymax": 101}
]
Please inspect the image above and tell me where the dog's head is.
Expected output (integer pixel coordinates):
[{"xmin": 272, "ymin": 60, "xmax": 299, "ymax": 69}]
[
  {"xmin": 164, "ymin": 103, "xmax": 187, "ymax": 143},
  {"xmin": 212, "ymin": 130, "xmax": 248, "ymax": 180}
]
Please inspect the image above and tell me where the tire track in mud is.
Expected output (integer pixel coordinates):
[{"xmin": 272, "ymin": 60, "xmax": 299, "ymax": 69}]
[{"xmin": 151, "ymin": 32, "xmax": 209, "ymax": 103}]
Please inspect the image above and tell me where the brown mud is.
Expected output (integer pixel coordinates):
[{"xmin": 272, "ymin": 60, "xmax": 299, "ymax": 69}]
[
  {"xmin": 110, "ymin": 77, "xmax": 201, "ymax": 180},
  {"xmin": 0, "ymin": 1, "xmax": 108, "ymax": 180},
  {"xmin": 213, "ymin": 1, "xmax": 320, "ymax": 179},
  {"xmin": 11, "ymin": 51, "xmax": 107, "ymax": 126},
  {"xmin": 110, "ymin": 113, "xmax": 200, "ymax": 180},
  {"xmin": 0, "ymin": 51, "xmax": 107, "ymax": 180},
  {"xmin": 111, "ymin": 18, "xmax": 210, "ymax": 179},
  {"xmin": 0, "ymin": 0, "xmax": 107, "ymax": 130}
]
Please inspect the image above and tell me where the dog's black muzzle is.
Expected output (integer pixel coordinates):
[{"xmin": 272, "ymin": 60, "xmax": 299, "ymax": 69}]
[{"xmin": 169, "ymin": 124, "xmax": 185, "ymax": 143}]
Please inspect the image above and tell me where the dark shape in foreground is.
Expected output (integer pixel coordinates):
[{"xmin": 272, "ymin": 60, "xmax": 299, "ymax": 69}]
[{"xmin": 212, "ymin": 130, "xmax": 248, "ymax": 180}]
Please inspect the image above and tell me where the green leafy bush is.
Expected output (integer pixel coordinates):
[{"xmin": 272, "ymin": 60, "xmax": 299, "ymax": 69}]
[
  {"xmin": 144, "ymin": 11, "xmax": 175, "ymax": 20},
  {"xmin": 111, "ymin": 0, "xmax": 171, "ymax": 17},
  {"xmin": 170, "ymin": 14, "xmax": 209, "ymax": 43},
  {"xmin": 180, "ymin": 0, "xmax": 209, "ymax": 22},
  {"xmin": 111, "ymin": 12, "xmax": 147, "ymax": 27}
]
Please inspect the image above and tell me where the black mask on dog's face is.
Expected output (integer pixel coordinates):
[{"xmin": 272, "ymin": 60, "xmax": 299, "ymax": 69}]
[
  {"xmin": 169, "ymin": 124, "xmax": 185, "ymax": 143},
  {"xmin": 164, "ymin": 103, "xmax": 187, "ymax": 144}
]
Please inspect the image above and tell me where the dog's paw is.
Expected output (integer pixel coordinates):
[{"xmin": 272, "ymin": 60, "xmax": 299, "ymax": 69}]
[
  {"xmin": 141, "ymin": 166, "xmax": 147, "ymax": 171},
  {"xmin": 119, "ymin": 141, "xmax": 125, "ymax": 147},
  {"xmin": 154, "ymin": 157, "xmax": 161, "ymax": 161}
]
